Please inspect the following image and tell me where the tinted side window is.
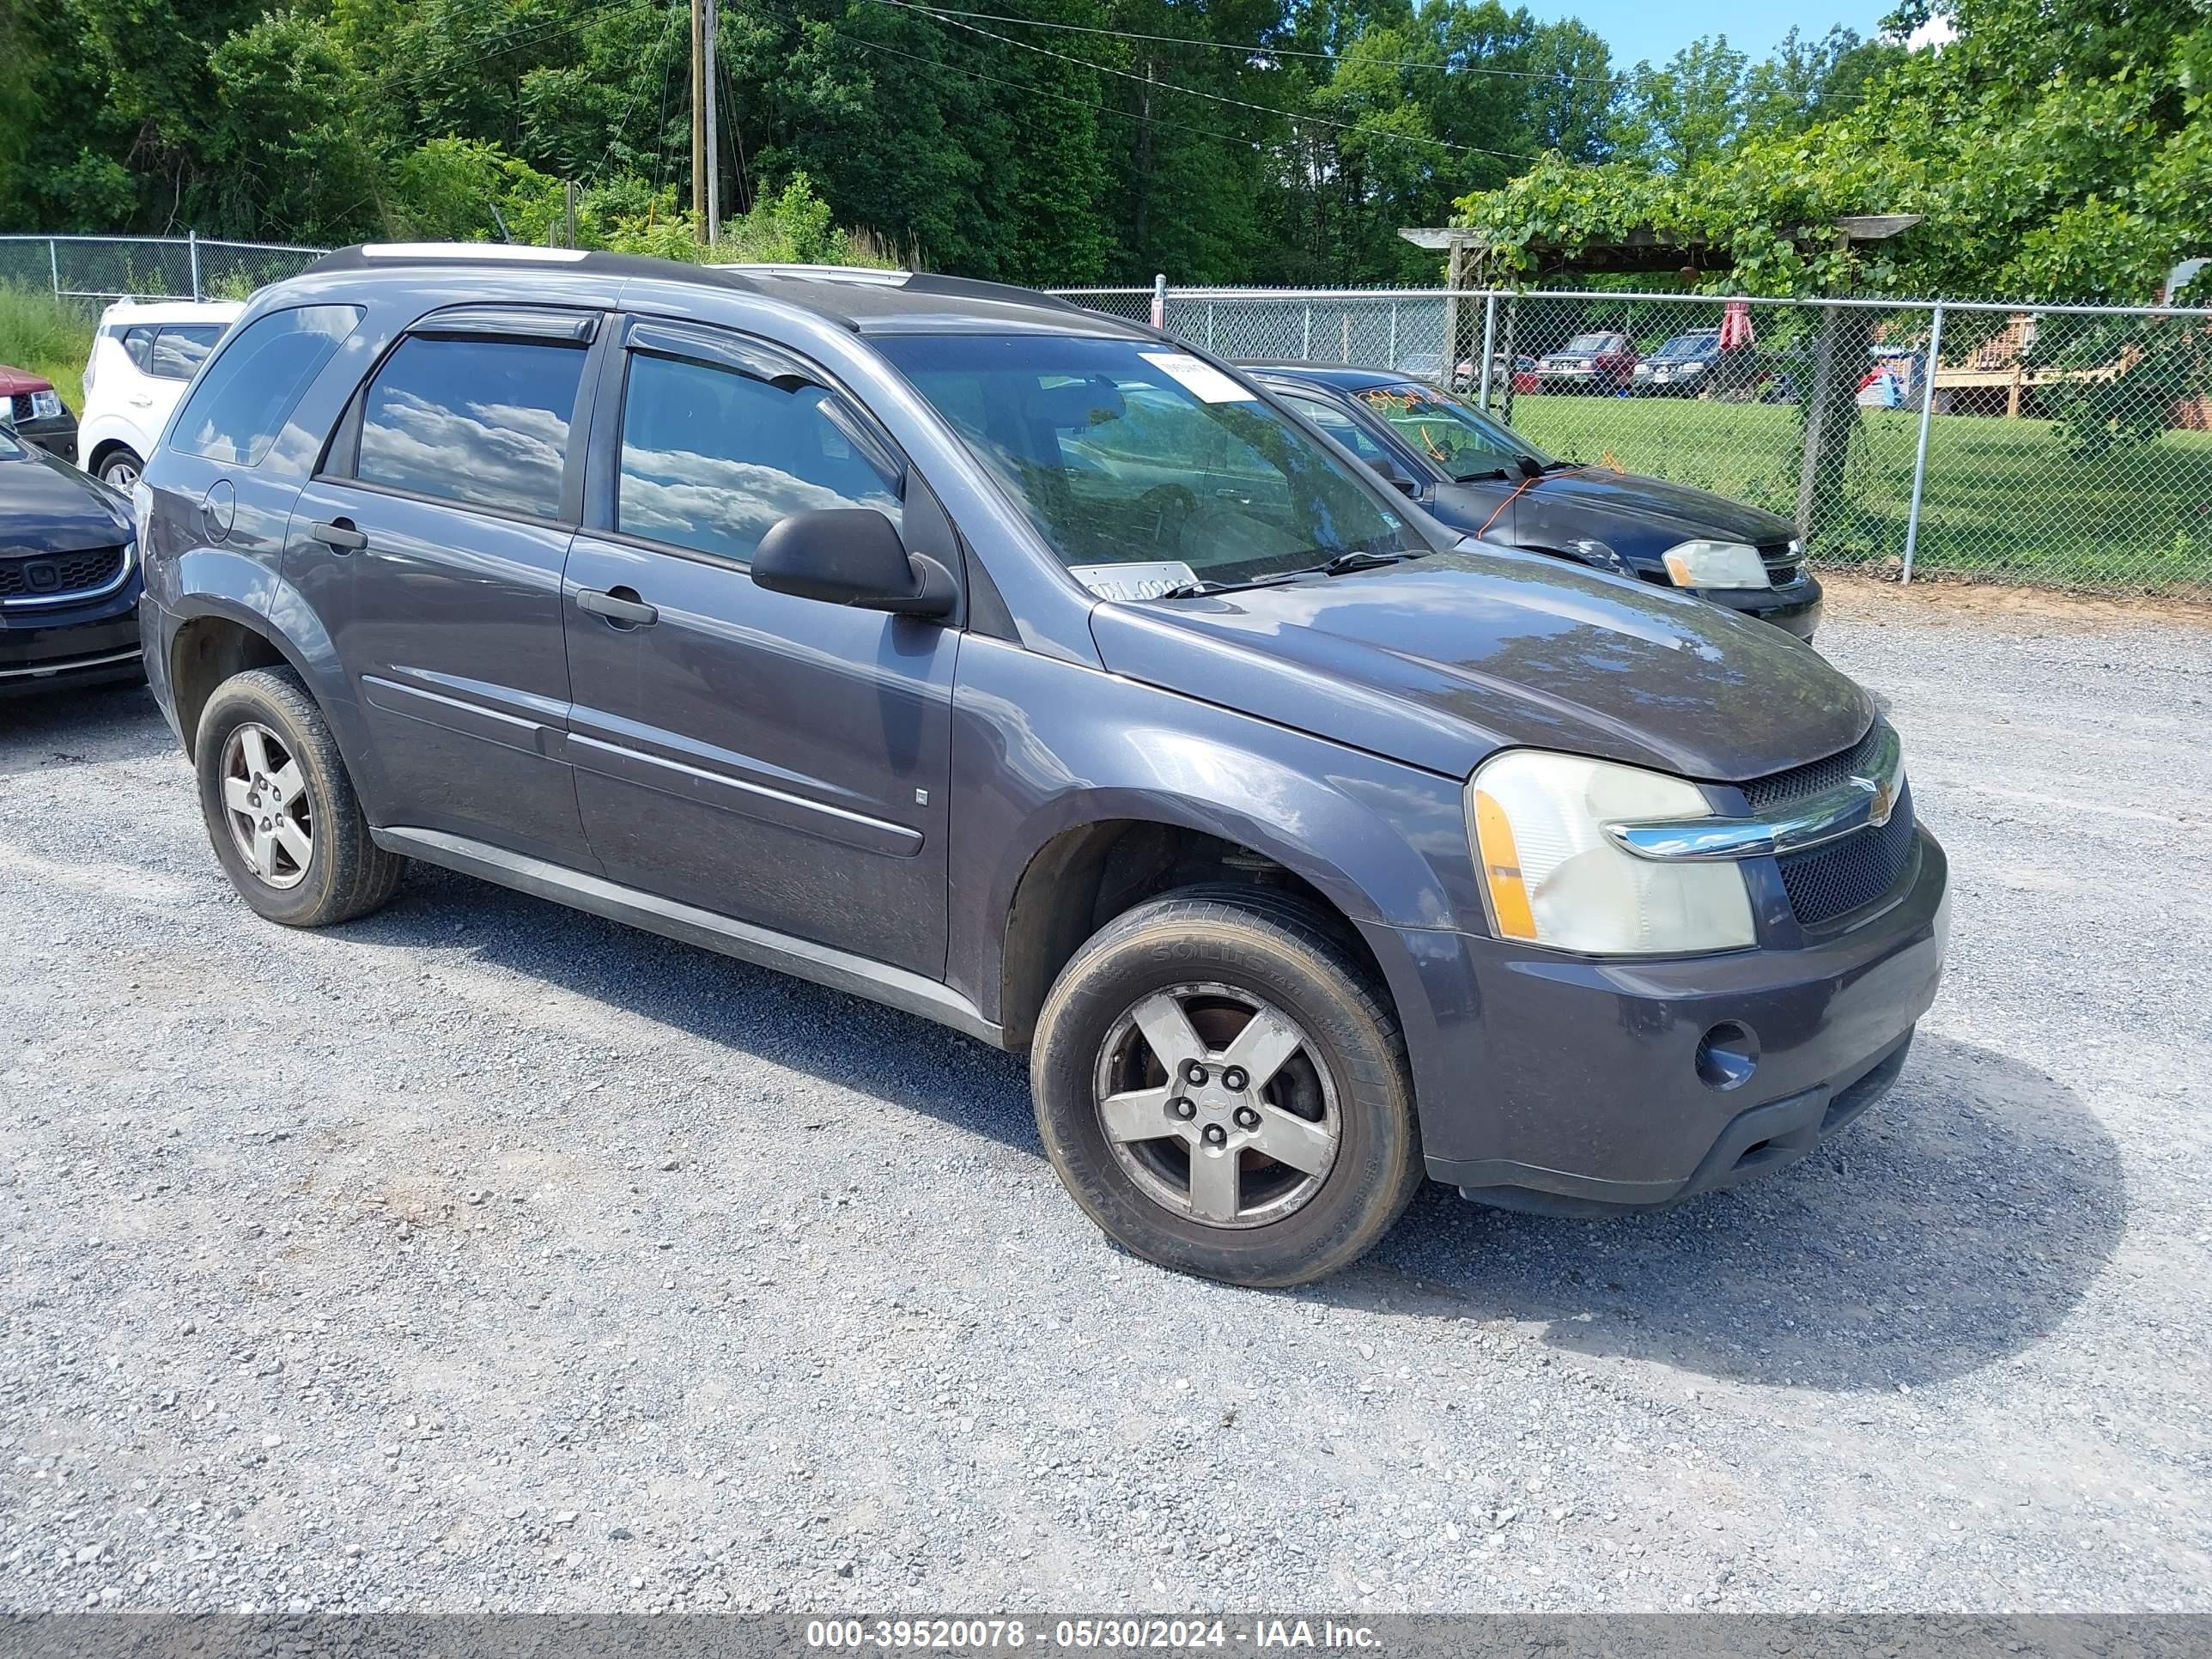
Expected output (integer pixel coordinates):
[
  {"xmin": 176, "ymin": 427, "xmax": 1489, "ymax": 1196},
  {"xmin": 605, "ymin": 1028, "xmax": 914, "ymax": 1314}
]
[
  {"xmin": 150, "ymin": 325, "xmax": 224, "ymax": 380},
  {"xmin": 171, "ymin": 305, "xmax": 363, "ymax": 466},
  {"xmin": 356, "ymin": 335, "xmax": 586, "ymax": 520},
  {"xmin": 120, "ymin": 326, "xmax": 156, "ymax": 373},
  {"xmin": 617, "ymin": 350, "xmax": 900, "ymax": 562}
]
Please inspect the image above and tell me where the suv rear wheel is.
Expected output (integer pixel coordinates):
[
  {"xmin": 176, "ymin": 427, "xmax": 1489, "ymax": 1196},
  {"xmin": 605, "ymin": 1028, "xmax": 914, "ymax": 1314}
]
[
  {"xmin": 194, "ymin": 666, "xmax": 405, "ymax": 927},
  {"xmin": 1031, "ymin": 886, "xmax": 1423, "ymax": 1286}
]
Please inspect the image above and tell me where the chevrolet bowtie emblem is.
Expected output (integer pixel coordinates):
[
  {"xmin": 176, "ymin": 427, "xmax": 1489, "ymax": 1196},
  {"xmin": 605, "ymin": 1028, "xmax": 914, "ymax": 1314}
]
[{"xmin": 1851, "ymin": 769, "xmax": 1899, "ymax": 827}]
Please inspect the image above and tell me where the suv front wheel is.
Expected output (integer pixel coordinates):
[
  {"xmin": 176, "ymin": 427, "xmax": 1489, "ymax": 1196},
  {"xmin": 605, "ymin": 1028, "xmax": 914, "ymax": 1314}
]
[
  {"xmin": 1031, "ymin": 886, "xmax": 1423, "ymax": 1286},
  {"xmin": 194, "ymin": 666, "xmax": 405, "ymax": 927}
]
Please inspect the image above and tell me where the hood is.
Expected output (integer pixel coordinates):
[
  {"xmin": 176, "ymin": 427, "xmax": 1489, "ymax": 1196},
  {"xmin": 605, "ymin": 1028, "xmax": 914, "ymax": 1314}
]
[
  {"xmin": 0, "ymin": 444, "xmax": 135, "ymax": 553},
  {"xmin": 1502, "ymin": 466, "xmax": 1796, "ymax": 564},
  {"xmin": 0, "ymin": 365, "xmax": 53, "ymax": 397},
  {"xmin": 1087, "ymin": 547, "xmax": 1869, "ymax": 782}
]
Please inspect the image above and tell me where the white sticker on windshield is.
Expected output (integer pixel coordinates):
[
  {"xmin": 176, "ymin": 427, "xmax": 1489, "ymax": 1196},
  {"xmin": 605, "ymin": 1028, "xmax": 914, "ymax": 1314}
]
[
  {"xmin": 1070, "ymin": 561, "xmax": 1200, "ymax": 601},
  {"xmin": 1139, "ymin": 351, "xmax": 1256, "ymax": 404}
]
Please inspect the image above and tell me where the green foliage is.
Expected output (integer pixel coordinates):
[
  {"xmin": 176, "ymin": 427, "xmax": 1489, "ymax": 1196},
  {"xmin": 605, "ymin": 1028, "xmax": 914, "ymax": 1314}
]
[
  {"xmin": 0, "ymin": 283, "xmax": 96, "ymax": 413},
  {"xmin": 2027, "ymin": 314, "xmax": 2212, "ymax": 459},
  {"xmin": 1458, "ymin": 0, "xmax": 2212, "ymax": 305}
]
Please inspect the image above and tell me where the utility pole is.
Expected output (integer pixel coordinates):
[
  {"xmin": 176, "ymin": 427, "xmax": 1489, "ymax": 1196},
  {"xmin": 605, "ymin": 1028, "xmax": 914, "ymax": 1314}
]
[
  {"xmin": 690, "ymin": 0, "xmax": 707, "ymax": 243},
  {"xmin": 704, "ymin": 0, "xmax": 720, "ymax": 244}
]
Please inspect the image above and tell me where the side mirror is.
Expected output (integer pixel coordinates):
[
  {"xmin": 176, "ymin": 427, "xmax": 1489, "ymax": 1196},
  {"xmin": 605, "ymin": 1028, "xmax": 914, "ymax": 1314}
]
[
  {"xmin": 1372, "ymin": 455, "xmax": 1420, "ymax": 497},
  {"xmin": 751, "ymin": 508, "xmax": 955, "ymax": 619}
]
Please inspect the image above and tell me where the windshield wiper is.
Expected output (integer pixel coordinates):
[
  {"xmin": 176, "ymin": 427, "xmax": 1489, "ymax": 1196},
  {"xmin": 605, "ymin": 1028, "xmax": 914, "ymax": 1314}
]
[
  {"xmin": 1155, "ymin": 571, "xmax": 1304, "ymax": 600},
  {"xmin": 1452, "ymin": 466, "xmax": 1513, "ymax": 483},
  {"xmin": 1317, "ymin": 549, "xmax": 1419, "ymax": 576},
  {"xmin": 1155, "ymin": 550, "xmax": 1416, "ymax": 598}
]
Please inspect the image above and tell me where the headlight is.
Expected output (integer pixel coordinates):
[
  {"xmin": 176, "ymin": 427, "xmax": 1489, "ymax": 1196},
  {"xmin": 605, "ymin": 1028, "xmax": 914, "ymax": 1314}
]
[
  {"xmin": 1468, "ymin": 750, "xmax": 1755, "ymax": 955},
  {"xmin": 29, "ymin": 389, "xmax": 63, "ymax": 420},
  {"xmin": 1662, "ymin": 538, "xmax": 1770, "ymax": 590}
]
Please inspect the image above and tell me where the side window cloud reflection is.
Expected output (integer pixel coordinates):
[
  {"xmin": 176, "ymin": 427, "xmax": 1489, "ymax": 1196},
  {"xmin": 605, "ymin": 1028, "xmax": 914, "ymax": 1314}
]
[
  {"xmin": 356, "ymin": 337, "xmax": 585, "ymax": 520},
  {"xmin": 616, "ymin": 354, "xmax": 900, "ymax": 563}
]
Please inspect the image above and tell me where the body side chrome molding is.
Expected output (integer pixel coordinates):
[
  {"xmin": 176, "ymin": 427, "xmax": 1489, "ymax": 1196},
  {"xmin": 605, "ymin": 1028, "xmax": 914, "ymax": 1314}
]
[
  {"xmin": 370, "ymin": 825, "xmax": 1005, "ymax": 1048},
  {"xmin": 1607, "ymin": 723, "xmax": 1905, "ymax": 863},
  {"xmin": 0, "ymin": 645, "xmax": 143, "ymax": 680}
]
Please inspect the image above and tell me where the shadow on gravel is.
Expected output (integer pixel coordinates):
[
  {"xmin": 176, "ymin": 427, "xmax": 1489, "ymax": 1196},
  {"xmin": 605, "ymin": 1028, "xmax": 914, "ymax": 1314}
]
[
  {"xmin": 223, "ymin": 843, "xmax": 2124, "ymax": 1397},
  {"xmin": 1340, "ymin": 1032, "xmax": 2126, "ymax": 1390},
  {"xmin": 340, "ymin": 862, "xmax": 1041, "ymax": 1146},
  {"xmin": 0, "ymin": 680, "xmax": 163, "ymax": 776}
]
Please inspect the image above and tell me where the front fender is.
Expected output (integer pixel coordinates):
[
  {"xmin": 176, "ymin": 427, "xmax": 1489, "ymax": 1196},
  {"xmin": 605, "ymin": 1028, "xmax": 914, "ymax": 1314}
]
[{"xmin": 945, "ymin": 635, "xmax": 1484, "ymax": 1024}]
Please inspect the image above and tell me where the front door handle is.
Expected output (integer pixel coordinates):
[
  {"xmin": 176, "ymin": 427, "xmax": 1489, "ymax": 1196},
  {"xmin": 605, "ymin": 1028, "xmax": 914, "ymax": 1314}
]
[
  {"xmin": 307, "ymin": 519, "xmax": 367, "ymax": 552},
  {"xmin": 576, "ymin": 586, "xmax": 659, "ymax": 628}
]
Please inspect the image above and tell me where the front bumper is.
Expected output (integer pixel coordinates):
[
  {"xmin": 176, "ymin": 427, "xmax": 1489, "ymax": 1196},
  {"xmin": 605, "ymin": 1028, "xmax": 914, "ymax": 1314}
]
[
  {"xmin": 1369, "ymin": 828, "xmax": 1948, "ymax": 1212},
  {"xmin": 1700, "ymin": 571, "xmax": 1824, "ymax": 641},
  {"xmin": 0, "ymin": 571, "xmax": 145, "ymax": 696},
  {"xmin": 9, "ymin": 411, "xmax": 80, "ymax": 462}
]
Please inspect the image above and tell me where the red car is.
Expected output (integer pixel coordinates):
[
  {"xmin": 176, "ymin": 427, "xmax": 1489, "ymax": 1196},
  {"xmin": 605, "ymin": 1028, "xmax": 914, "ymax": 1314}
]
[
  {"xmin": 0, "ymin": 365, "xmax": 78, "ymax": 461},
  {"xmin": 1535, "ymin": 331, "xmax": 1638, "ymax": 395}
]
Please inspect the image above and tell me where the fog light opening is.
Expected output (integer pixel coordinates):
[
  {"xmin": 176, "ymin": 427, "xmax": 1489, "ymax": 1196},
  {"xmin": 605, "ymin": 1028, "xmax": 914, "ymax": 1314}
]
[{"xmin": 1695, "ymin": 1021, "xmax": 1759, "ymax": 1091}]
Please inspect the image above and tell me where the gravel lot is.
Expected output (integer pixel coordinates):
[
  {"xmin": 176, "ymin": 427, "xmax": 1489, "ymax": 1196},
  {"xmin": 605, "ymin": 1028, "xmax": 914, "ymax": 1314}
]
[{"xmin": 3, "ymin": 580, "xmax": 2209, "ymax": 1617}]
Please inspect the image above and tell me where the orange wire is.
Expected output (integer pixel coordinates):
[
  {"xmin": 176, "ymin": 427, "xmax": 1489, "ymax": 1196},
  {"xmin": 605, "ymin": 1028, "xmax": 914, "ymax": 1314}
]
[{"xmin": 1476, "ymin": 471, "xmax": 1544, "ymax": 540}]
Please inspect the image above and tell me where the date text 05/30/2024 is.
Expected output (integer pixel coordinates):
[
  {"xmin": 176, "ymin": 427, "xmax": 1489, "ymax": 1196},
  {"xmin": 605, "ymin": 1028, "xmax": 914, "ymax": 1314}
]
[{"xmin": 805, "ymin": 1620, "xmax": 1382, "ymax": 1650}]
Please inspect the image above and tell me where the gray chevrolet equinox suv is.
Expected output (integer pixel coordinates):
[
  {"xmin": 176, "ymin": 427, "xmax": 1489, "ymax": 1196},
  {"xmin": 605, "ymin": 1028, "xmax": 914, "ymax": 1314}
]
[{"xmin": 137, "ymin": 246, "xmax": 1948, "ymax": 1285}]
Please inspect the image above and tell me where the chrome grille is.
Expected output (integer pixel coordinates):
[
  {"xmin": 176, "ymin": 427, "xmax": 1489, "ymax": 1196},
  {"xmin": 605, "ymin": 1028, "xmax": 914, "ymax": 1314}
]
[
  {"xmin": 0, "ymin": 544, "xmax": 128, "ymax": 603},
  {"xmin": 1743, "ymin": 721, "xmax": 1917, "ymax": 927}
]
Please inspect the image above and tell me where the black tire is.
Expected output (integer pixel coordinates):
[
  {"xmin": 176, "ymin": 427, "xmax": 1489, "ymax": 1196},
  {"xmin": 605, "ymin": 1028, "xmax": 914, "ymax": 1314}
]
[
  {"xmin": 194, "ymin": 665, "xmax": 404, "ymax": 927},
  {"xmin": 97, "ymin": 447, "xmax": 144, "ymax": 492},
  {"xmin": 1030, "ymin": 884, "xmax": 1424, "ymax": 1287}
]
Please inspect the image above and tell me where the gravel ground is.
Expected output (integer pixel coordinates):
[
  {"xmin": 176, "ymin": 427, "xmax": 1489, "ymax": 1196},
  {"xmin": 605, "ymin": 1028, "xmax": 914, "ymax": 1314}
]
[{"xmin": 3, "ymin": 583, "xmax": 2209, "ymax": 1617}]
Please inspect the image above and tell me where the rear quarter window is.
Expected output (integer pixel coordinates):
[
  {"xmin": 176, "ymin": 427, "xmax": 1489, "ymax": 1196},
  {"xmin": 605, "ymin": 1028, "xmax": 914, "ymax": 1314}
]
[{"xmin": 170, "ymin": 305, "xmax": 363, "ymax": 466}]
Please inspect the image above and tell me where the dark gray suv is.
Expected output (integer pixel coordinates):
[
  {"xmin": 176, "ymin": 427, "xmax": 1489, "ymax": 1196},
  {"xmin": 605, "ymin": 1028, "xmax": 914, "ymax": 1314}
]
[{"xmin": 137, "ymin": 246, "xmax": 1948, "ymax": 1286}]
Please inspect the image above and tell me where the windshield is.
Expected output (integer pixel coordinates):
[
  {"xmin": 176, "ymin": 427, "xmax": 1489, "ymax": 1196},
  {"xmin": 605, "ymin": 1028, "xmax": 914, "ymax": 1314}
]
[
  {"xmin": 1657, "ymin": 332, "xmax": 1719, "ymax": 359},
  {"xmin": 1561, "ymin": 333, "xmax": 1615, "ymax": 354},
  {"xmin": 0, "ymin": 426, "xmax": 27, "ymax": 461},
  {"xmin": 875, "ymin": 333, "xmax": 1415, "ymax": 586},
  {"xmin": 1351, "ymin": 383, "xmax": 1549, "ymax": 481}
]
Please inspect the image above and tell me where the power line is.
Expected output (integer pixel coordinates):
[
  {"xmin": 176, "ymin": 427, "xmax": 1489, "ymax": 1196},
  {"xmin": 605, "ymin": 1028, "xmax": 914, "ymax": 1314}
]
[
  {"xmin": 590, "ymin": 0, "xmax": 684, "ymax": 180},
  {"xmin": 872, "ymin": 0, "xmax": 1540, "ymax": 161},
  {"xmin": 836, "ymin": 27, "xmax": 1266, "ymax": 155},
  {"xmin": 870, "ymin": 0, "xmax": 1621, "ymax": 88}
]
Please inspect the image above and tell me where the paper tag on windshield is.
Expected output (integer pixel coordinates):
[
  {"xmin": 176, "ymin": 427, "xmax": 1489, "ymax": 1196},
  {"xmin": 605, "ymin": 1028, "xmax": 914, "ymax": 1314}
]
[
  {"xmin": 1140, "ymin": 351, "xmax": 1255, "ymax": 404},
  {"xmin": 1069, "ymin": 561, "xmax": 1199, "ymax": 601}
]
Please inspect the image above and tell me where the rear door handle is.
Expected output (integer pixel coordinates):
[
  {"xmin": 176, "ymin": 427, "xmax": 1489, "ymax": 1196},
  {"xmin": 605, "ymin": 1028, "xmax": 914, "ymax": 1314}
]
[
  {"xmin": 576, "ymin": 586, "xmax": 659, "ymax": 627},
  {"xmin": 307, "ymin": 519, "xmax": 367, "ymax": 552}
]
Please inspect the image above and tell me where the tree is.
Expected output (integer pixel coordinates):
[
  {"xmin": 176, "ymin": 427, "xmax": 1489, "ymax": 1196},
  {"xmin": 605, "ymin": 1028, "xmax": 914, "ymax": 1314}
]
[
  {"xmin": 1607, "ymin": 36, "xmax": 1749, "ymax": 171},
  {"xmin": 1461, "ymin": 0, "xmax": 2212, "ymax": 305}
]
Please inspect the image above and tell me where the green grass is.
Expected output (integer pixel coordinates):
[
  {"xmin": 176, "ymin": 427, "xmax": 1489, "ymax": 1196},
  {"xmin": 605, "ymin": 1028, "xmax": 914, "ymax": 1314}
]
[
  {"xmin": 0, "ymin": 283, "xmax": 96, "ymax": 416},
  {"xmin": 1506, "ymin": 392, "xmax": 2212, "ymax": 594}
]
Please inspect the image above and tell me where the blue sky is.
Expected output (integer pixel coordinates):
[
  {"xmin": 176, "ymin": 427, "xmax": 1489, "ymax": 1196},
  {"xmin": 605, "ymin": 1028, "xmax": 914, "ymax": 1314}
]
[{"xmin": 1528, "ymin": 0, "xmax": 1894, "ymax": 67}]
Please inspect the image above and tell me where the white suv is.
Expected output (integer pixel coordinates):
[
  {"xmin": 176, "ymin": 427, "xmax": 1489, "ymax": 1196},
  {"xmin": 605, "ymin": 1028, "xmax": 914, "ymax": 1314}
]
[{"xmin": 76, "ymin": 299, "xmax": 242, "ymax": 489}]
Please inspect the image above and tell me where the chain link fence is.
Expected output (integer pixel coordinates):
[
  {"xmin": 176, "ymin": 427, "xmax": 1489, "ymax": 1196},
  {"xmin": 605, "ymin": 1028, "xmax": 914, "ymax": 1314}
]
[
  {"xmin": 0, "ymin": 234, "xmax": 325, "ymax": 303},
  {"xmin": 1052, "ymin": 282, "xmax": 2212, "ymax": 598},
  {"xmin": 1, "ymin": 241, "xmax": 2204, "ymax": 595}
]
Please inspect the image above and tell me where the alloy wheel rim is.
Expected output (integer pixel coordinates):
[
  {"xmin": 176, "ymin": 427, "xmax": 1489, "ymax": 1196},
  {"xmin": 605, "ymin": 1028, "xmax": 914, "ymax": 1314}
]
[
  {"xmin": 1093, "ymin": 981, "xmax": 1340, "ymax": 1230},
  {"xmin": 219, "ymin": 721, "xmax": 313, "ymax": 890},
  {"xmin": 103, "ymin": 459, "xmax": 138, "ymax": 489}
]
